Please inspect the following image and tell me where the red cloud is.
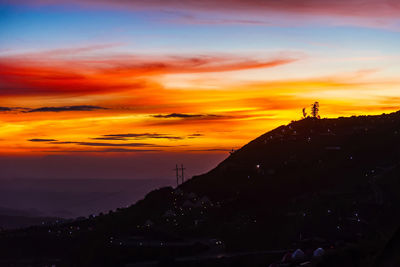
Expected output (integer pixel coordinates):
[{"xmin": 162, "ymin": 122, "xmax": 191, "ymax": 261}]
[
  {"xmin": 0, "ymin": 60, "xmax": 144, "ymax": 95},
  {"xmin": 101, "ymin": 56, "xmax": 297, "ymax": 75},
  {"xmin": 0, "ymin": 53, "xmax": 297, "ymax": 96},
  {"xmin": 117, "ymin": 0, "xmax": 400, "ymax": 19}
]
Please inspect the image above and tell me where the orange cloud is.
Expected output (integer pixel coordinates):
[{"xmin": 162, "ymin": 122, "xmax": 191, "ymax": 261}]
[
  {"xmin": 0, "ymin": 47, "xmax": 399, "ymax": 156},
  {"xmin": 0, "ymin": 53, "xmax": 297, "ymax": 96}
]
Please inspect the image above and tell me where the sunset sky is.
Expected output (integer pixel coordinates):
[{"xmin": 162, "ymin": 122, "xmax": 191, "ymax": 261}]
[{"xmin": 1, "ymin": 0, "xmax": 400, "ymax": 179}]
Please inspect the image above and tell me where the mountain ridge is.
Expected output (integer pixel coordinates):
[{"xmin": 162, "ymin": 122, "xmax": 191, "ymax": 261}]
[{"xmin": 3, "ymin": 110, "xmax": 400, "ymax": 266}]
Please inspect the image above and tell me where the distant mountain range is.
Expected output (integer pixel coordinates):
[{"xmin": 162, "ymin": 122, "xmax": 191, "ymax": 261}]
[
  {"xmin": 0, "ymin": 206, "xmax": 62, "ymax": 230},
  {"xmin": 3, "ymin": 111, "xmax": 400, "ymax": 266},
  {"xmin": 0, "ymin": 178, "xmax": 175, "ymax": 218},
  {"xmin": 0, "ymin": 206, "xmax": 41, "ymax": 217}
]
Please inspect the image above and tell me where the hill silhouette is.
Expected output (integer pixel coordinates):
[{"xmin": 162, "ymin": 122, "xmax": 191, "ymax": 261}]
[{"xmin": 2, "ymin": 111, "xmax": 400, "ymax": 266}]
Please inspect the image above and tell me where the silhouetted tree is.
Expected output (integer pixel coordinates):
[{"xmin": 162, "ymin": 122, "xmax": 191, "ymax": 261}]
[
  {"xmin": 311, "ymin": 102, "xmax": 320, "ymax": 118},
  {"xmin": 302, "ymin": 107, "xmax": 307, "ymax": 118}
]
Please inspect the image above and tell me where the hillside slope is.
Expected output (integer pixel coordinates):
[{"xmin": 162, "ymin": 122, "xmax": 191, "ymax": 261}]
[{"xmin": 3, "ymin": 112, "xmax": 400, "ymax": 266}]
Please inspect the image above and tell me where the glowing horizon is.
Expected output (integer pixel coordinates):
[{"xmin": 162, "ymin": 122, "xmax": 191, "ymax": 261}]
[{"xmin": 1, "ymin": 0, "xmax": 400, "ymax": 157}]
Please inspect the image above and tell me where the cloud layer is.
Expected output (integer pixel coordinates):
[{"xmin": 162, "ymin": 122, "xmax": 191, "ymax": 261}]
[
  {"xmin": 0, "ymin": 53, "xmax": 297, "ymax": 96},
  {"xmin": 93, "ymin": 133, "xmax": 185, "ymax": 141},
  {"xmin": 6, "ymin": 0, "xmax": 400, "ymax": 28},
  {"xmin": 26, "ymin": 105, "xmax": 106, "ymax": 113},
  {"xmin": 152, "ymin": 113, "xmax": 224, "ymax": 119},
  {"xmin": 0, "ymin": 105, "xmax": 107, "ymax": 113},
  {"xmin": 28, "ymin": 138, "xmax": 58, "ymax": 142},
  {"xmin": 50, "ymin": 141, "xmax": 166, "ymax": 148}
]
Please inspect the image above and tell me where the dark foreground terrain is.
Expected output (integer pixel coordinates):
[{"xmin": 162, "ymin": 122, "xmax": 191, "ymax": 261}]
[{"xmin": 2, "ymin": 112, "xmax": 400, "ymax": 266}]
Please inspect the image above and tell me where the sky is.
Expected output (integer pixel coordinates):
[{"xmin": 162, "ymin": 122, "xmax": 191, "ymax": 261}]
[{"xmin": 1, "ymin": 0, "xmax": 400, "ymax": 179}]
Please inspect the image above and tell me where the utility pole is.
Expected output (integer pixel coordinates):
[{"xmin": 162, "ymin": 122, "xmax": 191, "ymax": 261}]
[
  {"xmin": 180, "ymin": 164, "xmax": 185, "ymax": 184},
  {"xmin": 174, "ymin": 164, "xmax": 179, "ymax": 186}
]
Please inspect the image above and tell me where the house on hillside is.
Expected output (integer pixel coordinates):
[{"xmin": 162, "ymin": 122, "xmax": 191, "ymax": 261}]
[
  {"xmin": 200, "ymin": 196, "xmax": 212, "ymax": 206},
  {"xmin": 163, "ymin": 210, "xmax": 176, "ymax": 218},
  {"xmin": 144, "ymin": 220, "xmax": 154, "ymax": 228}
]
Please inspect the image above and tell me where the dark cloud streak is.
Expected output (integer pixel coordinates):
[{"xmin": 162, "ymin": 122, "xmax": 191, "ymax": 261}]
[
  {"xmin": 93, "ymin": 133, "xmax": 184, "ymax": 140},
  {"xmin": 28, "ymin": 138, "xmax": 58, "ymax": 142},
  {"xmin": 49, "ymin": 141, "xmax": 170, "ymax": 148},
  {"xmin": 152, "ymin": 113, "xmax": 224, "ymax": 119},
  {"xmin": 42, "ymin": 148, "xmax": 162, "ymax": 153},
  {"xmin": 26, "ymin": 105, "xmax": 107, "ymax": 113},
  {"xmin": 188, "ymin": 133, "xmax": 204, "ymax": 138}
]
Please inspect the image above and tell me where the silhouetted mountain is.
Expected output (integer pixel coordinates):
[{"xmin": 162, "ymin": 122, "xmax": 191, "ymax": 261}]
[
  {"xmin": 3, "ymin": 111, "xmax": 400, "ymax": 266},
  {"xmin": 0, "ymin": 214, "xmax": 62, "ymax": 230},
  {"xmin": 0, "ymin": 178, "xmax": 175, "ymax": 218},
  {"xmin": 0, "ymin": 206, "xmax": 41, "ymax": 217},
  {"xmin": 0, "ymin": 206, "xmax": 65, "ymax": 230}
]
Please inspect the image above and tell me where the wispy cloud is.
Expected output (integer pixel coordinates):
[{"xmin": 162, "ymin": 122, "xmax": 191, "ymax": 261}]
[
  {"xmin": 0, "ymin": 52, "xmax": 298, "ymax": 96},
  {"xmin": 0, "ymin": 107, "xmax": 12, "ymax": 111},
  {"xmin": 28, "ymin": 138, "xmax": 58, "ymax": 142},
  {"xmin": 43, "ymin": 148, "xmax": 162, "ymax": 153},
  {"xmin": 186, "ymin": 148, "xmax": 232, "ymax": 152},
  {"xmin": 16, "ymin": 43, "xmax": 122, "ymax": 59},
  {"xmin": 188, "ymin": 133, "xmax": 204, "ymax": 138},
  {"xmin": 8, "ymin": 0, "xmax": 400, "ymax": 29},
  {"xmin": 10, "ymin": 0, "xmax": 400, "ymax": 18},
  {"xmin": 152, "ymin": 113, "xmax": 224, "ymax": 119},
  {"xmin": 1, "ymin": 105, "xmax": 105, "ymax": 113},
  {"xmin": 50, "ymin": 141, "xmax": 168, "ymax": 148},
  {"xmin": 25, "ymin": 105, "xmax": 107, "ymax": 113},
  {"xmin": 93, "ymin": 133, "xmax": 184, "ymax": 140}
]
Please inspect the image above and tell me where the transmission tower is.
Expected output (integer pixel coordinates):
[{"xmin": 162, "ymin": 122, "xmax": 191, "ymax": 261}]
[
  {"xmin": 180, "ymin": 164, "xmax": 185, "ymax": 184},
  {"xmin": 173, "ymin": 164, "xmax": 186, "ymax": 186}
]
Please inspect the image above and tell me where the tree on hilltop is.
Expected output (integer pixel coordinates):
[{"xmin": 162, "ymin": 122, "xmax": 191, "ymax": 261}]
[
  {"xmin": 311, "ymin": 101, "xmax": 320, "ymax": 118},
  {"xmin": 302, "ymin": 107, "xmax": 307, "ymax": 118},
  {"xmin": 302, "ymin": 101, "xmax": 320, "ymax": 119}
]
